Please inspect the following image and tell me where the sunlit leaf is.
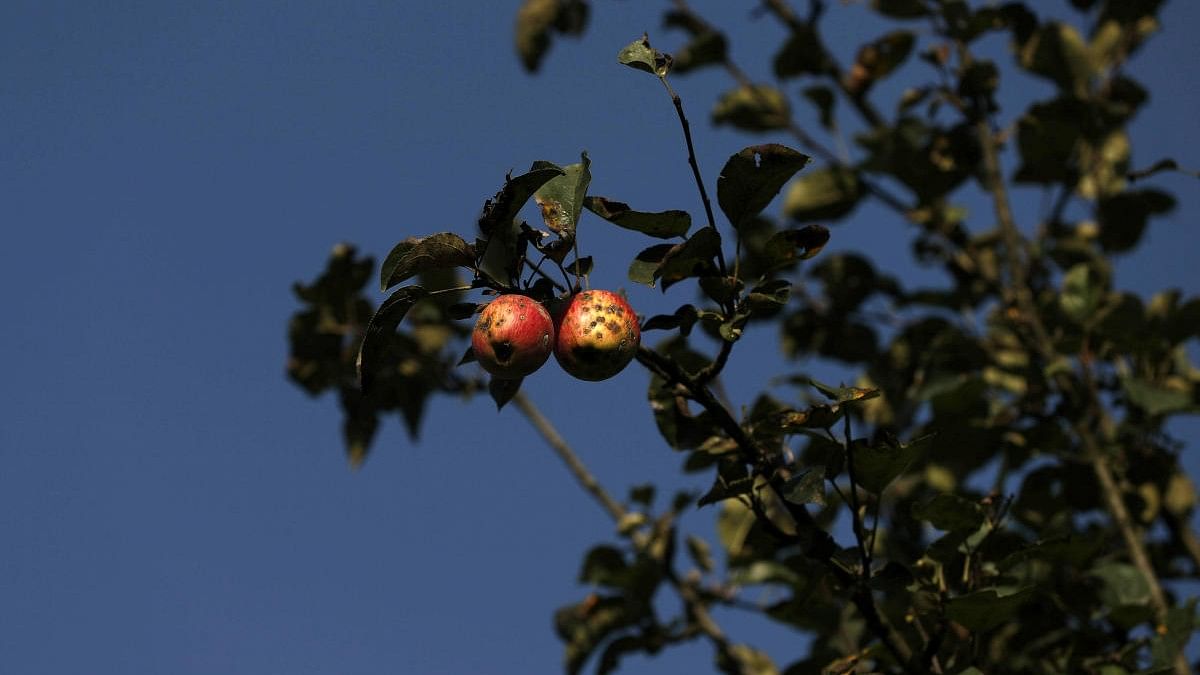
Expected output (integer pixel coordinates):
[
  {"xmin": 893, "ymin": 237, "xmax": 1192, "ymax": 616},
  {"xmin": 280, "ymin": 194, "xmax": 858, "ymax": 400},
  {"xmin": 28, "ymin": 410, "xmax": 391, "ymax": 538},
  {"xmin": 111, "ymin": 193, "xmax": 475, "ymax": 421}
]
[
  {"xmin": 617, "ymin": 33, "xmax": 672, "ymax": 76},
  {"xmin": 712, "ymin": 85, "xmax": 791, "ymax": 132},
  {"xmin": 783, "ymin": 167, "xmax": 863, "ymax": 222}
]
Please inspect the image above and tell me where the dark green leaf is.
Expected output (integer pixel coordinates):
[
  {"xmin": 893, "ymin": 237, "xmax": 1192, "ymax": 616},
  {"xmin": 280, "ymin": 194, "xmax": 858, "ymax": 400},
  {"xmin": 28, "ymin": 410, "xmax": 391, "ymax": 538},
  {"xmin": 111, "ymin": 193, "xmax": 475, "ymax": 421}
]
[
  {"xmin": 580, "ymin": 545, "xmax": 629, "ymax": 587},
  {"xmin": 1120, "ymin": 375, "xmax": 1195, "ymax": 416},
  {"xmin": 802, "ymin": 86, "xmax": 836, "ymax": 130},
  {"xmin": 668, "ymin": 26, "xmax": 726, "ymax": 74},
  {"xmin": 1059, "ymin": 263, "xmax": 1102, "ymax": 324},
  {"xmin": 781, "ymin": 468, "xmax": 826, "ymax": 506},
  {"xmin": 458, "ymin": 345, "xmax": 476, "ymax": 365},
  {"xmin": 1097, "ymin": 189, "xmax": 1176, "ymax": 253},
  {"xmin": 1150, "ymin": 598, "xmax": 1197, "ymax": 668},
  {"xmin": 1018, "ymin": 22, "xmax": 1094, "ymax": 94},
  {"xmin": 380, "ymin": 233, "xmax": 475, "ymax": 291},
  {"xmin": 717, "ymin": 144, "xmax": 812, "ymax": 231},
  {"xmin": 656, "ymin": 228, "xmax": 722, "ymax": 290},
  {"xmin": 447, "ymin": 302, "xmax": 481, "ymax": 320},
  {"xmin": 642, "ymin": 304, "xmax": 699, "ymax": 335},
  {"xmin": 761, "ymin": 225, "xmax": 830, "ymax": 268},
  {"xmin": 773, "ymin": 24, "xmax": 831, "ymax": 78},
  {"xmin": 480, "ymin": 165, "xmax": 566, "ymax": 237},
  {"xmin": 1091, "ymin": 562, "xmax": 1152, "ymax": 609},
  {"xmin": 945, "ymin": 587, "xmax": 1035, "ymax": 631},
  {"xmin": 712, "ymin": 85, "xmax": 791, "ymax": 132},
  {"xmin": 566, "ymin": 256, "xmax": 593, "ymax": 277},
  {"xmin": 628, "ymin": 244, "xmax": 674, "ymax": 287},
  {"xmin": 853, "ymin": 434, "xmax": 932, "ymax": 493},
  {"xmin": 806, "ymin": 378, "xmax": 881, "ymax": 404},
  {"xmin": 534, "ymin": 152, "xmax": 592, "ymax": 238},
  {"xmin": 912, "ymin": 493, "xmax": 984, "ymax": 531},
  {"xmin": 584, "ymin": 196, "xmax": 691, "ymax": 238},
  {"xmin": 698, "ymin": 460, "xmax": 753, "ymax": 506},
  {"xmin": 356, "ymin": 285, "xmax": 429, "ymax": 392},
  {"xmin": 783, "ymin": 166, "xmax": 864, "ymax": 222},
  {"xmin": 746, "ymin": 279, "xmax": 792, "ymax": 312},
  {"xmin": 845, "ymin": 31, "xmax": 916, "ymax": 95},
  {"xmin": 699, "ymin": 276, "xmax": 743, "ymax": 305},
  {"xmin": 617, "ymin": 34, "xmax": 672, "ymax": 76},
  {"xmin": 488, "ymin": 375, "xmax": 523, "ymax": 410}
]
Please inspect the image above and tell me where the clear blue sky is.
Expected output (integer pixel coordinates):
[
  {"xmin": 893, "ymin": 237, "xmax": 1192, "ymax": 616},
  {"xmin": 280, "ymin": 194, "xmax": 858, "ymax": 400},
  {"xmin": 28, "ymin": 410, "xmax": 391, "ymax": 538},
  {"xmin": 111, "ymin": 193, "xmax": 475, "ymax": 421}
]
[{"xmin": 2, "ymin": 1, "xmax": 1198, "ymax": 673}]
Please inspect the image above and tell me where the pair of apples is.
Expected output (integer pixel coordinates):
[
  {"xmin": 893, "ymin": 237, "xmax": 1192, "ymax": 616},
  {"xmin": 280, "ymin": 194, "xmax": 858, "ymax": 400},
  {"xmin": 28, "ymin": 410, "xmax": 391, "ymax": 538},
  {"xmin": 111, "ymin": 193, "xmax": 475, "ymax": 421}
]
[{"xmin": 471, "ymin": 289, "xmax": 641, "ymax": 381}]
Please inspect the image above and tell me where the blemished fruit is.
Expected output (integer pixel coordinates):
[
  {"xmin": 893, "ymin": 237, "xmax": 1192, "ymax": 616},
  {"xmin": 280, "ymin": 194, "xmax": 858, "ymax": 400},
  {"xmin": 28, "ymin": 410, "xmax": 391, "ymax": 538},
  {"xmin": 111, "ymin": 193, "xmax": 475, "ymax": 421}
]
[
  {"xmin": 554, "ymin": 290, "xmax": 641, "ymax": 381},
  {"xmin": 472, "ymin": 294, "xmax": 555, "ymax": 379}
]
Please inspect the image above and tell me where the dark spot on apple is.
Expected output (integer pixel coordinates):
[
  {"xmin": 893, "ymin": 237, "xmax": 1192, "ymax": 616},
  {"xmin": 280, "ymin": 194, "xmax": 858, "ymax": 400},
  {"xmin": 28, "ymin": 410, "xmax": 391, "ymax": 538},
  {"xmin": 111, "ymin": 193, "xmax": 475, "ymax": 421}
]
[{"xmin": 492, "ymin": 341, "xmax": 514, "ymax": 363}]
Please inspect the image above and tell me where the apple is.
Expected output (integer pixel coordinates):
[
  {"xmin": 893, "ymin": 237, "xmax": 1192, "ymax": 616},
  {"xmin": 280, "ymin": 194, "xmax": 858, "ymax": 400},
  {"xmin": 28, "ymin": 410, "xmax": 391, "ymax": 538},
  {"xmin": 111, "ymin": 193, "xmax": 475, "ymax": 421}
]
[
  {"xmin": 472, "ymin": 294, "xmax": 555, "ymax": 379},
  {"xmin": 554, "ymin": 290, "xmax": 641, "ymax": 381}
]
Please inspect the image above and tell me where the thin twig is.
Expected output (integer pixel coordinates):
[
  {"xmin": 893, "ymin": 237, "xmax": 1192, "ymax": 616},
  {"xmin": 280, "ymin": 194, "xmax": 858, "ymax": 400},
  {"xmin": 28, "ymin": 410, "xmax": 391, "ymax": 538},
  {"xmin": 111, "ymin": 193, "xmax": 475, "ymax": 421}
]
[
  {"xmin": 842, "ymin": 414, "xmax": 872, "ymax": 577},
  {"xmin": 657, "ymin": 76, "xmax": 729, "ymax": 279},
  {"xmin": 511, "ymin": 391, "xmax": 748, "ymax": 672},
  {"xmin": 512, "ymin": 391, "xmax": 626, "ymax": 521}
]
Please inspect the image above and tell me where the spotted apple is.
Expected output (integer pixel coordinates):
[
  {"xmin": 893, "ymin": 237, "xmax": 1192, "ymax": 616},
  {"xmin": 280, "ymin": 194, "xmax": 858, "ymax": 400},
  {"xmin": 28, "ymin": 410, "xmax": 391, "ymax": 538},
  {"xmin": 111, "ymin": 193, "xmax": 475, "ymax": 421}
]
[
  {"xmin": 554, "ymin": 290, "xmax": 641, "ymax": 381},
  {"xmin": 472, "ymin": 294, "xmax": 554, "ymax": 379}
]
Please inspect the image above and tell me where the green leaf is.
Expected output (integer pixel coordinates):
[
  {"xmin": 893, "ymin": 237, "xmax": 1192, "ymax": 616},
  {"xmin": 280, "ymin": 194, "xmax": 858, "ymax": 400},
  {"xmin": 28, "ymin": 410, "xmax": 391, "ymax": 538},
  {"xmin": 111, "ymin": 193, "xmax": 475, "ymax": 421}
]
[
  {"xmin": 628, "ymin": 244, "xmax": 674, "ymax": 287},
  {"xmin": 773, "ymin": 23, "xmax": 831, "ymax": 78},
  {"xmin": 717, "ymin": 644, "xmax": 779, "ymax": 675},
  {"xmin": 446, "ymin": 302, "xmax": 481, "ymax": 320},
  {"xmin": 1097, "ymin": 189, "xmax": 1176, "ymax": 253},
  {"xmin": 698, "ymin": 460, "xmax": 753, "ymax": 506},
  {"xmin": 746, "ymin": 279, "xmax": 792, "ymax": 312},
  {"xmin": 488, "ymin": 375, "xmax": 523, "ymax": 410},
  {"xmin": 1150, "ymin": 598, "xmax": 1197, "ymax": 668},
  {"xmin": 845, "ymin": 31, "xmax": 916, "ymax": 95},
  {"xmin": 514, "ymin": 0, "xmax": 558, "ymax": 72},
  {"xmin": 584, "ymin": 196, "xmax": 691, "ymax": 239},
  {"xmin": 617, "ymin": 34, "xmax": 673, "ymax": 76},
  {"xmin": 656, "ymin": 228, "xmax": 722, "ymax": 290},
  {"xmin": 671, "ymin": 30, "xmax": 726, "ymax": 74},
  {"xmin": 717, "ymin": 144, "xmax": 812, "ymax": 231},
  {"xmin": 579, "ymin": 545, "xmax": 629, "ymax": 587},
  {"xmin": 1059, "ymin": 263, "xmax": 1102, "ymax": 324},
  {"xmin": 356, "ymin": 285, "xmax": 429, "ymax": 392},
  {"xmin": 1120, "ymin": 375, "xmax": 1196, "ymax": 416},
  {"xmin": 1018, "ymin": 21, "xmax": 1095, "ymax": 94},
  {"xmin": 781, "ymin": 468, "xmax": 826, "ymax": 506},
  {"xmin": 712, "ymin": 85, "xmax": 791, "ymax": 132},
  {"xmin": 533, "ymin": 152, "xmax": 592, "ymax": 238},
  {"xmin": 641, "ymin": 304, "xmax": 699, "ymax": 335},
  {"xmin": 479, "ymin": 165, "xmax": 566, "ymax": 237},
  {"xmin": 566, "ymin": 256, "xmax": 593, "ymax": 277},
  {"xmin": 806, "ymin": 378, "xmax": 881, "ymax": 404},
  {"xmin": 783, "ymin": 167, "xmax": 864, "ymax": 222},
  {"xmin": 802, "ymin": 86, "xmax": 836, "ymax": 130},
  {"xmin": 380, "ymin": 233, "xmax": 475, "ymax": 291},
  {"xmin": 853, "ymin": 434, "xmax": 932, "ymax": 493},
  {"xmin": 761, "ymin": 225, "xmax": 831, "ymax": 267},
  {"xmin": 912, "ymin": 493, "xmax": 984, "ymax": 531},
  {"xmin": 1091, "ymin": 562, "xmax": 1152, "ymax": 609},
  {"xmin": 945, "ymin": 587, "xmax": 1035, "ymax": 631}
]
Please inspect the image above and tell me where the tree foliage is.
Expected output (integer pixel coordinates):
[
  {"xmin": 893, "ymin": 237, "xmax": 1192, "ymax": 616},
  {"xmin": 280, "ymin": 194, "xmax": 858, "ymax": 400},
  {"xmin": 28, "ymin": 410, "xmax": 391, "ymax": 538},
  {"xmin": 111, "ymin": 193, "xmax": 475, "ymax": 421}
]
[{"xmin": 286, "ymin": 1, "xmax": 1200, "ymax": 672}]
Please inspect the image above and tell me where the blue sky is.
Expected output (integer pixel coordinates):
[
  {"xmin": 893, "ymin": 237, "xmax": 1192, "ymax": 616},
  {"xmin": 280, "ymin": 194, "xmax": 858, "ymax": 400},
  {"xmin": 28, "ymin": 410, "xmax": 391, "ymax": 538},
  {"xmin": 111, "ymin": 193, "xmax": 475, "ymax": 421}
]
[{"xmin": 2, "ymin": 1, "xmax": 1198, "ymax": 673}]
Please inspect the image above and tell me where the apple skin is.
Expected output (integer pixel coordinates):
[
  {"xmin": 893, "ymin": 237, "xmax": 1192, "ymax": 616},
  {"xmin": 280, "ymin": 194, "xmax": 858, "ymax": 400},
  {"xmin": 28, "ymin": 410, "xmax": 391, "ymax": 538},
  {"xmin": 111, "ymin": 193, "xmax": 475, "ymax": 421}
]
[
  {"xmin": 554, "ymin": 290, "xmax": 641, "ymax": 381},
  {"xmin": 472, "ymin": 294, "xmax": 555, "ymax": 379}
]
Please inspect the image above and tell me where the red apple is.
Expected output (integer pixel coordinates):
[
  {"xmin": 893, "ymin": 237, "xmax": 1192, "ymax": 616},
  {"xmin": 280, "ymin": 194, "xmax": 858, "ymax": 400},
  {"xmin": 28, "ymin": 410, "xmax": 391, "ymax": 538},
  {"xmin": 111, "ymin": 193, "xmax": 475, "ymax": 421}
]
[
  {"xmin": 472, "ymin": 294, "xmax": 554, "ymax": 379},
  {"xmin": 554, "ymin": 290, "xmax": 641, "ymax": 381}
]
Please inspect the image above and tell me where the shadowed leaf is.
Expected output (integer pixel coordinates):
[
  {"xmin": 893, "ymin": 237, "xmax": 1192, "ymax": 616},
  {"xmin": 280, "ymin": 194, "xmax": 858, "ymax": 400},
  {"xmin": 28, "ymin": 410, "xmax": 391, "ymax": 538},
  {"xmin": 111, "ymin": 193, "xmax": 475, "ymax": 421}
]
[
  {"xmin": 718, "ymin": 144, "xmax": 812, "ymax": 231},
  {"xmin": 489, "ymin": 376, "xmax": 523, "ymax": 410},
  {"xmin": 584, "ymin": 196, "xmax": 691, "ymax": 239},
  {"xmin": 357, "ymin": 285, "xmax": 429, "ymax": 392},
  {"xmin": 380, "ymin": 233, "xmax": 475, "ymax": 291}
]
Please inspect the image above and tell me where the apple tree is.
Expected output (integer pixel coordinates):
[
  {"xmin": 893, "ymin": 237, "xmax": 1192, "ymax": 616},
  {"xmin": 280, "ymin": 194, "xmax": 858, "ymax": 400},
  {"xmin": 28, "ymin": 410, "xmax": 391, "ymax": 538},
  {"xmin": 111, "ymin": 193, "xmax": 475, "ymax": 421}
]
[{"xmin": 285, "ymin": 1, "xmax": 1200, "ymax": 673}]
